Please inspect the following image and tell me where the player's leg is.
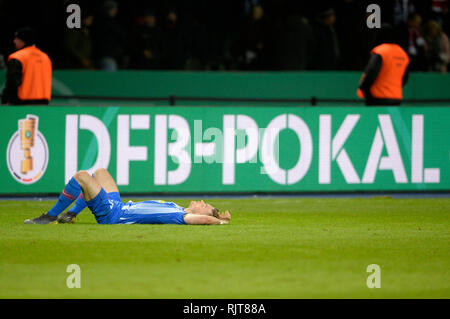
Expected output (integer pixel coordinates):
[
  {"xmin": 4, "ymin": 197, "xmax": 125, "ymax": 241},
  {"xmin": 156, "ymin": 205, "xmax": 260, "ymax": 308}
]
[
  {"xmin": 59, "ymin": 169, "xmax": 119, "ymax": 223},
  {"xmin": 92, "ymin": 168, "xmax": 119, "ymax": 193},
  {"xmin": 56, "ymin": 193, "xmax": 85, "ymax": 223},
  {"xmin": 24, "ymin": 171, "xmax": 101, "ymax": 224},
  {"xmin": 82, "ymin": 168, "xmax": 124, "ymax": 224},
  {"xmin": 62, "ymin": 170, "xmax": 116, "ymax": 224},
  {"xmin": 72, "ymin": 170, "xmax": 102, "ymax": 201}
]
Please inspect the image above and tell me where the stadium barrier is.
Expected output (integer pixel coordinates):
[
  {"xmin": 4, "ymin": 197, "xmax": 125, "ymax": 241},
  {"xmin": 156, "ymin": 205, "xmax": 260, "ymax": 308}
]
[
  {"xmin": 1, "ymin": 70, "xmax": 450, "ymax": 107},
  {"xmin": 51, "ymin": 70, "xmax": 450, "ymax": 107},
  {"xmin": 1, "ymin": 105, "xmax": 448, "ymax": 195}
]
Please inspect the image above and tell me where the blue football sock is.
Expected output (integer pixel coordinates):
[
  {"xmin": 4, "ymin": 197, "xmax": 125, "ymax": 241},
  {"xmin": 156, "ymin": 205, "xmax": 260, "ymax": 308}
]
[
  {"xmin": 48, "ymin": 177, "xmax": 82, "ymax": 217},
  {"xmin": 68, "ymin": 193, "xmax": 87, "ymax": 215}
]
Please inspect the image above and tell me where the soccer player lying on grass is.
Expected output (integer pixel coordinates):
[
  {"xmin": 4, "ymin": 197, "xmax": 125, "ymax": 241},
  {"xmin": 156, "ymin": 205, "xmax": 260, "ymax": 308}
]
[{"xmin": 24, "ymin": 168, "xmax": 231, "ymax": 225}]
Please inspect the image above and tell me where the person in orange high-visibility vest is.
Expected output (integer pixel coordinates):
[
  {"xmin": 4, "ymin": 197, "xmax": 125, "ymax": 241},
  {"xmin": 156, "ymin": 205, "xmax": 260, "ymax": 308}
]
[
  {"xmin": 1, "ymin": 27, "xmax": 52, "ymax": 105},
  {"xmin": 357, "ymin": 24, "xmax": 410, "ymax": 106}
]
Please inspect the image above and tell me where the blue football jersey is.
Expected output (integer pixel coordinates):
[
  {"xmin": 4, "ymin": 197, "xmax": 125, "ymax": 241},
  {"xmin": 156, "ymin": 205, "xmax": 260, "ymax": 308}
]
[{"xmin": 111, "ymin": 199, "xmax": 187, "ymax": 225}]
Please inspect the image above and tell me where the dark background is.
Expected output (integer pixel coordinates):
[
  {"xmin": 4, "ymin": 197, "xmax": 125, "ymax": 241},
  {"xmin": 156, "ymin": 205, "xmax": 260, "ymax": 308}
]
[{"xmin": 0, "ymin": 0, "xmax": 449, "ymax": 72}]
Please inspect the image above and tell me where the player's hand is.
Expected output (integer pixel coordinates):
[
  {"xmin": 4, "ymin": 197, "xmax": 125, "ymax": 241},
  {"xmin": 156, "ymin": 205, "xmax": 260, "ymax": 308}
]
[{"xmin": 218, "ymin": 210, "xmax": 231, "ymax": 221}]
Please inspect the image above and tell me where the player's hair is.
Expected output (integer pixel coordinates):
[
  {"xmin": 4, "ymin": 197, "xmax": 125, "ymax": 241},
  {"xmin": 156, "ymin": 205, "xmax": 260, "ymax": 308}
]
[{"xmin": 212, "ymin": 208, "xmax": 219, "ymax": 218}]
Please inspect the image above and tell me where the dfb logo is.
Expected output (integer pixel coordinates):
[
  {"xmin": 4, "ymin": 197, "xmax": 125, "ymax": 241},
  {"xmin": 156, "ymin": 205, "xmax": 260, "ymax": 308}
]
[
  {"xmin": 366, "ymin": 4, "xmax": 381, "ymax": 29},
  {"xmin": 66, "ymin": 4, "xmax": 81, "ymax": 29}
]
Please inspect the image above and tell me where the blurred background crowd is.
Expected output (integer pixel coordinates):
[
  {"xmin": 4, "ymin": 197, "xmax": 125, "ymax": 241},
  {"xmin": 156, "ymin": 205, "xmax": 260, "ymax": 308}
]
[{"xmin": 1, "ymin": 0, "xmax": 449, "ymax": 73}]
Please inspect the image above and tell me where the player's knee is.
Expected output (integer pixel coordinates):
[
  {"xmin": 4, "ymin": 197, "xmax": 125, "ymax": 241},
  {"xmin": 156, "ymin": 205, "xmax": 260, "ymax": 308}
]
[
  {"xmin": 93, "ymin": 168, "xmax": 108, "ymax": 178},
  {"xmin": 73, "ymin": 170, "xmax": 91, "ymax": 184},
  {"xmin": 94, "ymin": 168, "xmax": 108, "ymax": 174}
]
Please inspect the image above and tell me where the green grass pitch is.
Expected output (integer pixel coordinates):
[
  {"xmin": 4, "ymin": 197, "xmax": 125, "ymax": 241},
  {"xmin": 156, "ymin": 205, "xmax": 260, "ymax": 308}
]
[{"xmin": 0, "ymin": 197, "xmax": 449, "ymax": 298}]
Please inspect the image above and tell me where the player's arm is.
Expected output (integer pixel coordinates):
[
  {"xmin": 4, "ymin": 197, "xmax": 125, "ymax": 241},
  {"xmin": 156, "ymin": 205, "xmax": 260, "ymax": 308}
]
[{"xmin": 184, "ymin": 211, "xmax": 231, "ymax": 225}]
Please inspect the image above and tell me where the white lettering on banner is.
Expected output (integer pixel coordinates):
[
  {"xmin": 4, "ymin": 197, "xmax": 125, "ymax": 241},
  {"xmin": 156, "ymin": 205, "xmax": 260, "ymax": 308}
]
[
  {"xmin": 199, "ymin": 127, "xmax": 223, "ymax": 164},
  {"xmin": 260, "ymin": 114, "xmax": 312, "ymax": 185},
  {"xmin": 193, "ymin": 120, "xmax": 217, "ymax": 163},
  {"xmin": 236, "ymin": 115, "xmax": 259, "ymax": 164},
  {"xmin": 117, "ymin": 115, "xmax": 149, "ymax": 185},
  {"xmin": 168, "ymin": 115, "xmax": 191, "ymax": 185},
  {"xmin": 286, "ymin": 114, "xmax": 313, "ymax": 184},
  {"xmin": 363, "ymin": 115, "xmax": 408, "ymax": 183},
  {"xmin": 411, "ymin": 114, "xmax": 424, "ymax": 183},
  {"xmin": 223, "ymin": 115, "xmax": 235, "ymax": 184},
  {"xmin": 222, "ymin": 115, "xmax": 259, "ymax": 184},
  {"xmin": 65, "ymin": 115, "xmax": 78, "ymax": 184},
  {"xmin": 154, "ymin": 115, "xmax": 191, "ymax": 185},
  {"xmin": 65, "ymin": 114, "xmax": 111, "ymax": 183},
  {"xmin": 63, "ymin": 113, "xmax": 441, "ymax": 187},
  {"xmin": 154, "ymin": 115, "xmax": 167, "ymax": 185},
  {"xmin": 411, "ymin": 115, "xmax": 440, "ymax": 183},
  {"xmin": 423, "ymin": 168, "xmax": 440, "ymax": 183},
  {"xmin": 260, "ymin": 114, "xmax": 285, "ymax": 184},
  {"xmin": 319, "ymin": 114, "xmax": 361, "ymax": 184}
]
